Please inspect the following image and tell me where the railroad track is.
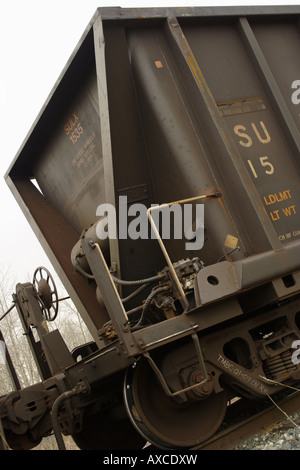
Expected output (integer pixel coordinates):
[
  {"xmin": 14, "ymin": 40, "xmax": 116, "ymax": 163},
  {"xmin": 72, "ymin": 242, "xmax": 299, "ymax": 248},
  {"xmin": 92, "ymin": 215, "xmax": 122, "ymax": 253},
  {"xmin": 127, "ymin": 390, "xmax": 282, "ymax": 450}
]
[{"xmin": 195, "ymin": 390, "xmax": 300, "ymax": 450}]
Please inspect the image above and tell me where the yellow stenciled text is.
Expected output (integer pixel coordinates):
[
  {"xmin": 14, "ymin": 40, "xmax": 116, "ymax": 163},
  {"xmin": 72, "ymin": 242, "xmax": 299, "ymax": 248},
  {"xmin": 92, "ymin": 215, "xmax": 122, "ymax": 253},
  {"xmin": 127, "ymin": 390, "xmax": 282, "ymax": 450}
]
[{"xmin": 263, "ymin": 189, "xmax": 296, "ymax": 221}]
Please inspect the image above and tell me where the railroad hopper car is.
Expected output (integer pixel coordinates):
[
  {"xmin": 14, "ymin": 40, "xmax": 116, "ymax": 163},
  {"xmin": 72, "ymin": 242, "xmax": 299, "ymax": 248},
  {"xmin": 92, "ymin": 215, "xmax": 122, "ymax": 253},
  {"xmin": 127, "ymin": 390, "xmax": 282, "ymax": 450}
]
[{"xmin": 1, "ymin": 6, "xmax": 300, "ymax": 450}]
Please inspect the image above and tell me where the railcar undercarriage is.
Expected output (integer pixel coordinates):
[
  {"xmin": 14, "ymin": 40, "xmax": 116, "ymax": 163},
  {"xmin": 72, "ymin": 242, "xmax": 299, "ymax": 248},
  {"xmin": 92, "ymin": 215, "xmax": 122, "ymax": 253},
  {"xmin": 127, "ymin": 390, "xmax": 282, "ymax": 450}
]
[{"xmin": 1, "ymin": 236, "xmax": 300, "ymax": 450}]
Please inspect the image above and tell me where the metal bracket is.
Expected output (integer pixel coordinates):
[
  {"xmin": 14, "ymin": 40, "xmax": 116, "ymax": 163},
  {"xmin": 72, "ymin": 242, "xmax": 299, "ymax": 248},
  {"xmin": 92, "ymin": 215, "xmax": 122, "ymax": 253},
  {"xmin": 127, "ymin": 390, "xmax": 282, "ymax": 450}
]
[
  {"xmin": 147, "ymin": 193, "xmax": 218, "ymax": 313},
  {"xmin": 143, "ymin": 332, "xmax": 208, "ymax": 398},
  {"xmin": 81, "ymin": 238, "xmax": 140, "ymax": 357}
]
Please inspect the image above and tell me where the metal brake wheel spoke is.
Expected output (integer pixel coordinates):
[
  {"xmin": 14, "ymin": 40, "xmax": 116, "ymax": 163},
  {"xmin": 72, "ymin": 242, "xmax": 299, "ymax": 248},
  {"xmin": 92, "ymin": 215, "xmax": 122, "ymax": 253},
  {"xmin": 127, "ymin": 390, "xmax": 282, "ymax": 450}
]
[{"xmin": 33, "ymin": 267, "xmax": 59, "ymax": 321}]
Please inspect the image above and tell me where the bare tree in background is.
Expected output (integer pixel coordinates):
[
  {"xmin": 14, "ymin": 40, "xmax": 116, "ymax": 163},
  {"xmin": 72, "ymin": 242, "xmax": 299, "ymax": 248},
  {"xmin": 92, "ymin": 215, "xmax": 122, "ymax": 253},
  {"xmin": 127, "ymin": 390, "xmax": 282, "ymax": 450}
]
[
  {"xmin": 0, "ymin": 266, "xmax": 40, "ymax": 393},
  {"xmin": 0, "ymin": 265, "xmax": 92, "ymax": 449},
  {"xmin": 47, "ymin": 294, "xmax": 94, "ymax": 353}
]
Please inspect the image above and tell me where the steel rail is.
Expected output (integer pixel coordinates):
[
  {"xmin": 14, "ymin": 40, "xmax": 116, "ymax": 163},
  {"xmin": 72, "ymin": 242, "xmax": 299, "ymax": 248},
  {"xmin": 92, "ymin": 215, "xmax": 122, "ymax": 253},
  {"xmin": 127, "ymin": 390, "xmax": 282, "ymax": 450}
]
[{"xmin": 194, "ymin": 391, "xmax": 300, "ymax": 450}]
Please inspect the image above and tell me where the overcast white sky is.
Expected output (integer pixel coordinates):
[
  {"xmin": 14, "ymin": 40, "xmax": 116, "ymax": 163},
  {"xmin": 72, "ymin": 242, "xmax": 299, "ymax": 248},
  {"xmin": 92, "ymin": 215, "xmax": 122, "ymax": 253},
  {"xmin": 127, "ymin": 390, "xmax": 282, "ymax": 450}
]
[{"xmin": 0, "ymin": 0, "xmax": 299, "ymax": 288}]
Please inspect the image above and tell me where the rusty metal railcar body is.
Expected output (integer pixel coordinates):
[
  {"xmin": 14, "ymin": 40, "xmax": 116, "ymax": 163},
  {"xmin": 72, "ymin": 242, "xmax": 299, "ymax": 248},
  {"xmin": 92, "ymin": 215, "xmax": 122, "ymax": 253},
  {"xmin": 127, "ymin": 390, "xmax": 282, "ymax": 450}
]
[{"xmin": 2, "ymin": 6, "xmax": 300, "ymax": 450}]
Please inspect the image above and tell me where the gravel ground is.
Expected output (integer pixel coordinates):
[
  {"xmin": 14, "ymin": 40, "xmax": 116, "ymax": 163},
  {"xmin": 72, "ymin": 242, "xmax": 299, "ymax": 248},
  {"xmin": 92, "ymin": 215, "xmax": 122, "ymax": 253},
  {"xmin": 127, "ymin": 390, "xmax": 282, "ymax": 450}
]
[{"xmin": 233, "ymin": 412, "xmax": 300, "ymax": 450}]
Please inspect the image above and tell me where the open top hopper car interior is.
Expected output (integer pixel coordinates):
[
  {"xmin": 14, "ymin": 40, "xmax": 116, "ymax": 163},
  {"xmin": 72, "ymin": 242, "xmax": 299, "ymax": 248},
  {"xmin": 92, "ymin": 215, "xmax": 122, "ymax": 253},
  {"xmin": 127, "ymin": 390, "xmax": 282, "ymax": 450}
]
[{"xmin": 1, "ymin": 5, "xmax": 300, "ymax": 450}]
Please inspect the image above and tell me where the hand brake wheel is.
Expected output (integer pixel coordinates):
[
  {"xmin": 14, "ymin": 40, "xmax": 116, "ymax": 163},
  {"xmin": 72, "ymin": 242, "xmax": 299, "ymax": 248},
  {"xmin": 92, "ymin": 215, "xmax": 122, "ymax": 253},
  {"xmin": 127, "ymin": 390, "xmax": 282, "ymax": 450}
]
[{"xmin": 33, "ymin": 266, "xmax": 59, "ymax": 321}]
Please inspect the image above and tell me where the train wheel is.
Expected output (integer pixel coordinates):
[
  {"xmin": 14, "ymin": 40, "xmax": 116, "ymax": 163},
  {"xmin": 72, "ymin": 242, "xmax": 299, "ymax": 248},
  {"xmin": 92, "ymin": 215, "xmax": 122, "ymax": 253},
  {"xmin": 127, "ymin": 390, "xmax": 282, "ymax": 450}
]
[
  {"xmin": 124, "ymin": 357, "xmax": 227, "ymax": 449},
  {"xmin": 72, "ymin": 404, "xmax": 146, "ymax": 450}
]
